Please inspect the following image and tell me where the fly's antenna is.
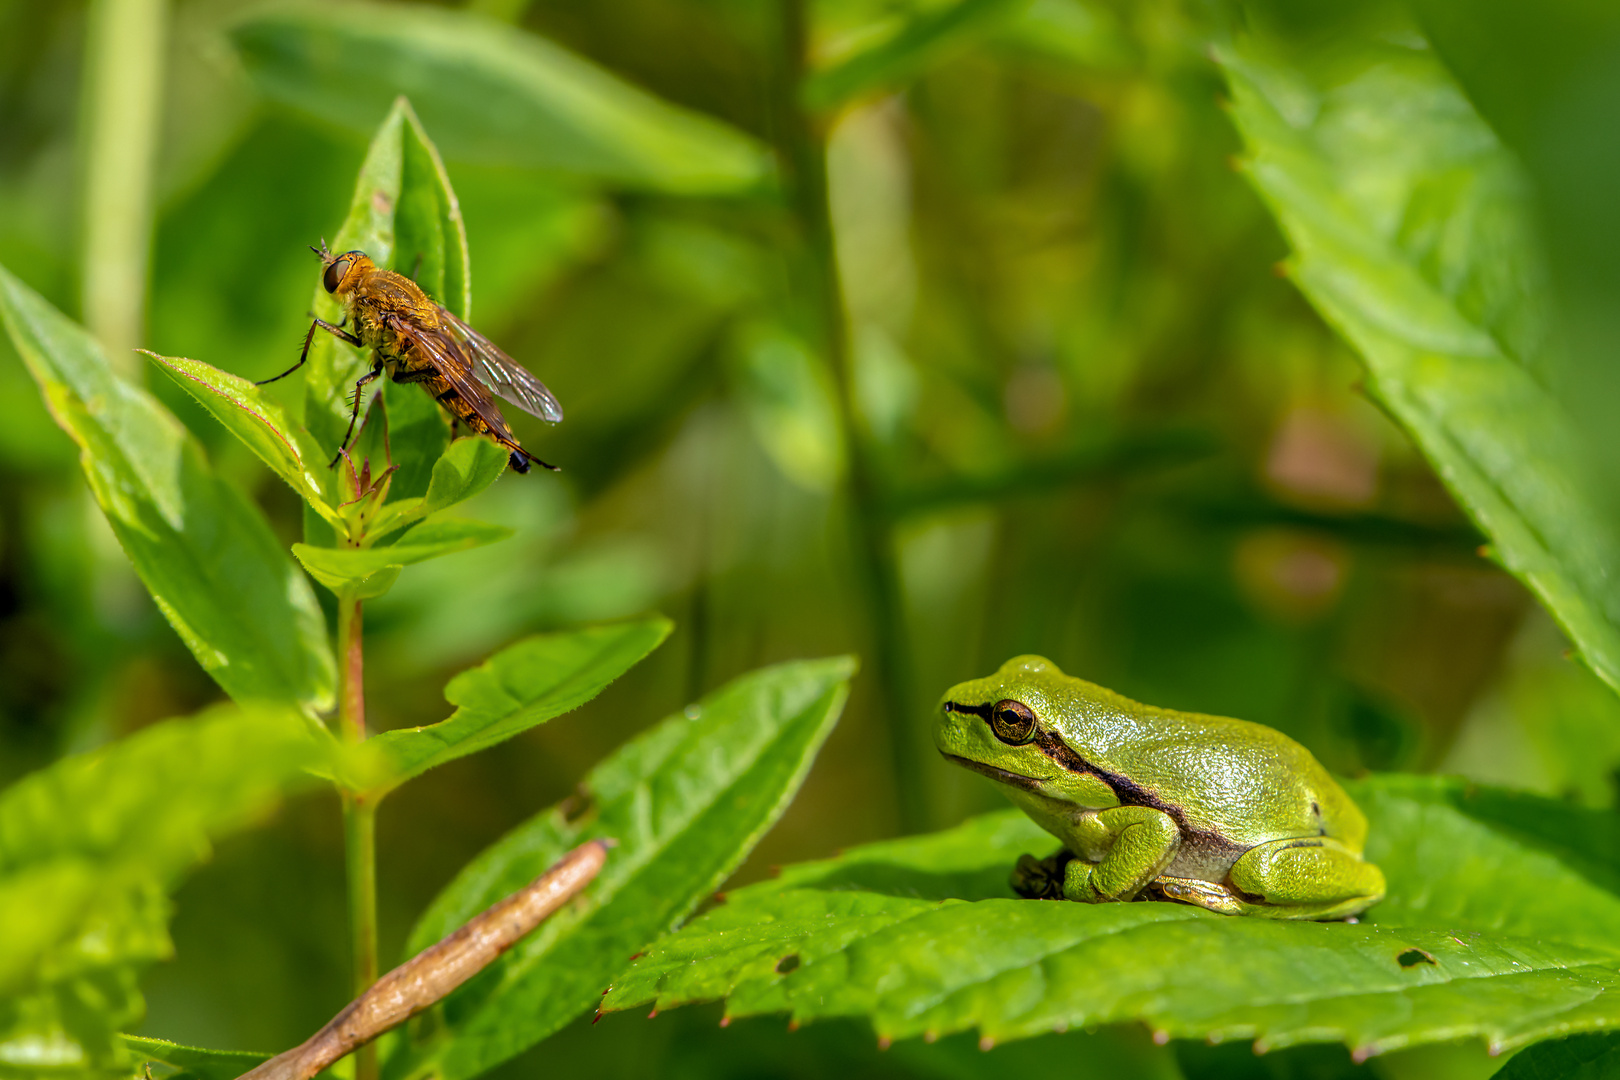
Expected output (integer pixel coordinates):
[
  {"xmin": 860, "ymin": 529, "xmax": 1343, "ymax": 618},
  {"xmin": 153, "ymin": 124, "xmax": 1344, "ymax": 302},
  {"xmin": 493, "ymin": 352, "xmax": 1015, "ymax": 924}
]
[{"xmin": 310, "ymin": 238, "xmax": 332, "ymax": 262}]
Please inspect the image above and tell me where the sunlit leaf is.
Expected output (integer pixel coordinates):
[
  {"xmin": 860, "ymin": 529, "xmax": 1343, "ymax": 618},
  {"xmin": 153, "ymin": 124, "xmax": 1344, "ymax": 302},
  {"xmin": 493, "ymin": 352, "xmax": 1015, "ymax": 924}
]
[
  {"xmin": 353, "ymin": 616, "xmax": 673, "ymax": 796},
  {"xmin": 1216, "ymin": 30, "xmax": 1620, "ymax": 695},
  {"xmin": 0, "ymin": 707, "xmax": 325, "ymax": 1077},
  {"xmin": 231, "ymin": 3, "xmax": 772, "ymax": 193},
  {"xmin": 0, "ymin": 263, "xmax": 336, "ymax": 711},
  {"xmin": 605, "ymin": 776, "xmax": 1620, "ymax": 1059},
  {"xmin": 382, "ymin": 657, "xmax": 857, "ymax": 1080},
  {"xmin": 143, "ymin": 350, "xmax": 343, "ymax": 528},
  {"xmin": 291, "ymin": 517, "xmax": 513, "ymax": 595}
]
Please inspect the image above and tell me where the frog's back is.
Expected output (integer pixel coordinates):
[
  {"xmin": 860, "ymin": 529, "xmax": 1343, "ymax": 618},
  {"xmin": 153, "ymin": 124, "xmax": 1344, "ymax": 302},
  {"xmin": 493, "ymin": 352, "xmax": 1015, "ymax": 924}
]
[{"xmin": 1054, "ymin": 683, "xmax": 1366, "ymax": 853}]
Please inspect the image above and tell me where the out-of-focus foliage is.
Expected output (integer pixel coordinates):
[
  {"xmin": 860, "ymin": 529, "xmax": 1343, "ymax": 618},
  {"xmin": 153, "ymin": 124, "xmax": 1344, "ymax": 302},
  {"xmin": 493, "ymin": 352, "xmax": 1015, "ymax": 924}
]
[{"xmin": 1, "ymin": 0, "xmax": 1617, "ymax": 1077}]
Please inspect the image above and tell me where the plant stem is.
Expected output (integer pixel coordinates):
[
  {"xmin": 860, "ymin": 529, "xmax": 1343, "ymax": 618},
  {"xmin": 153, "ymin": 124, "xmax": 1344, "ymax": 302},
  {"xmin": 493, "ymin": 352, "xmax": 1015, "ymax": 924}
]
[
  {"xmin": 79, "ymin": 0, "xmax": 167, "ymax": 372},
  {"xmin": 775, "ymin": 0, "xmax": 928, "ymax": 834},
  {"xmin": 337, "ymin": 596, "xmax": 379, "ymax": 1080}
]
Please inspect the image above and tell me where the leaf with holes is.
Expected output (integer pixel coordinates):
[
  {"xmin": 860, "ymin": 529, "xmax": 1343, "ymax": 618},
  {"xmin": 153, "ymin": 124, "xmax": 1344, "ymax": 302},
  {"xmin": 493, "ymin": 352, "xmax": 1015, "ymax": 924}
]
[{"xmin": 604, "ymin": 775, "xmax": 1620, "ymax": 1061}]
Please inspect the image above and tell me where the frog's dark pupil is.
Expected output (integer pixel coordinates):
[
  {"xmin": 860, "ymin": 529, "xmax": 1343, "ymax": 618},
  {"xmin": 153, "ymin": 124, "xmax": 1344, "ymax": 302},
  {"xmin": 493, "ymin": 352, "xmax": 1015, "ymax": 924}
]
[{"xmin": 989, "ymin": 699, "xmax": 1036, "ymax": 745}]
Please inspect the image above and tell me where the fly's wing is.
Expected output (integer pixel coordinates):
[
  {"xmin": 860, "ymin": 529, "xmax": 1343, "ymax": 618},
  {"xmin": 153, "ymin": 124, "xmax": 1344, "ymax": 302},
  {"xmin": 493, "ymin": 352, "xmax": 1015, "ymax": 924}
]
[
  {"xmin": 438, "ymin": 305, "xmax": 564, "ymax": 423},
  {"xmin": 393, "ymin": 319, "xmax": 522, "ymax": 443}
]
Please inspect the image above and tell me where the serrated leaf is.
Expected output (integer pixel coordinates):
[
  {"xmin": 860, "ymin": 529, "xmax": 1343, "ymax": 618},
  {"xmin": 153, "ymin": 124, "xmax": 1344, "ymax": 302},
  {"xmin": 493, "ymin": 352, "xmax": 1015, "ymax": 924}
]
[
  {"xmin": 143, "ymin": 350, "xmax": 343, "ymax": 528},
  {"xmin": 0, "ymin": 264, "xmax": 336, "ymax": 712},
  {"xmin": 230, "ymin": 3, "xmax": 771, "ymax": 193},
  {"xmin": 355, "ymin": 616, "xmax": 672, "ymax": 797},
  {"xmin": 382, "ymin": 657, "xmax": 857, "ymax": 1080},
  {"xmin": 805, "ymin": 0, "xmax": 1029, "ymax": 109},
  {"xmin": 291, "ymin": 517, "xmax": 512, "ymax": 595},
  {"xmin": 0, "ymin": 708, "xmax": 324, "ymax": 1077},
  {"xmin": 604, "ymin": 775, "xmax": 1620, "ymax": 1060},
  {"xmin": 120, "ymin": 1035, "xmax": 270, "ymax": 1080},
  {"xmin": 1214, "ymin": 32, "xmax": 1620, "ymax": 695}
]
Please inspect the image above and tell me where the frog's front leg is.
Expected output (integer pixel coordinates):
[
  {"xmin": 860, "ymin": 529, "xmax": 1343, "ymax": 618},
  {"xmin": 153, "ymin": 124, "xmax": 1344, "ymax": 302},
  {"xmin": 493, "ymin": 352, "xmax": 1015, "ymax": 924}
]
[
  {"xmin": 1226, "ymin": 837, "xmax": 1386, "ymax": 920},
  {"xmin": 1063, "ymin": 806, "xmax": 1181, "ymax": 903}
]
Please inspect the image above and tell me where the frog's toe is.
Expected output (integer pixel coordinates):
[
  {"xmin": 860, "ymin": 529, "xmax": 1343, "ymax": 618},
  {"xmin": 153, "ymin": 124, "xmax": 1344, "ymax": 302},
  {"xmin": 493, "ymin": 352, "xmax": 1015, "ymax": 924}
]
[{"xmin": 1011, "ymin": 850, "xmax": 1073, "ymax": 900}]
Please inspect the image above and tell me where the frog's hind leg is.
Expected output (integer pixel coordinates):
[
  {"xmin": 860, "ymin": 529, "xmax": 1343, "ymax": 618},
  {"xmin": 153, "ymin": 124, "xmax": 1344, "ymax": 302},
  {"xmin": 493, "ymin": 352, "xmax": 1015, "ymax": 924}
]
[{"xmin": 1226, "ymin": 837, "xmax": 1386, "ymax": 920}]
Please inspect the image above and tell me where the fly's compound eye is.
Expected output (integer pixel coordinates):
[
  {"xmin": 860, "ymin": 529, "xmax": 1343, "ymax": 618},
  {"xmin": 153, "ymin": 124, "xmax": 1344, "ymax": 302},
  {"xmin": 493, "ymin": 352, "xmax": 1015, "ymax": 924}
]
[
  {"xmin": 989, "ymin": 699, "xmax": 1037, "ymax": 745},
  {"xmin": 323, "ymin": 259, "xmax": 352, "ymax": 294}
]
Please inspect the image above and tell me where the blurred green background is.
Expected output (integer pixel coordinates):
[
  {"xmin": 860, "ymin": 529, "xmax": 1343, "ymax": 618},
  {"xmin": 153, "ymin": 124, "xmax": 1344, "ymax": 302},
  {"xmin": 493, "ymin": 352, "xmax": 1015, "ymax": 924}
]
[{"xmin": 2, "ymin": 0, "xmax": 1618, "ymax": 1074}]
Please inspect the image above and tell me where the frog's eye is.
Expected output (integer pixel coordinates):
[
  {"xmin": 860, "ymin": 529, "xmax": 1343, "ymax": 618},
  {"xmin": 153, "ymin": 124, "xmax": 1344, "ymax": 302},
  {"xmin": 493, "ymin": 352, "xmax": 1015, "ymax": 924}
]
[{"xmin": 989, "ymin": 699, "xmax": 1037, "ymax": 745}]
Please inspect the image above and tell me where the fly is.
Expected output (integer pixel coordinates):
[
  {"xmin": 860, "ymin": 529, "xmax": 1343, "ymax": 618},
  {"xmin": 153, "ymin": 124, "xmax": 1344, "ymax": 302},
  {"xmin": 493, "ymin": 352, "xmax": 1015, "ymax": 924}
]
[{"xmin": 260, "ymin": 242, "xmax": 562, "ymax": 473}]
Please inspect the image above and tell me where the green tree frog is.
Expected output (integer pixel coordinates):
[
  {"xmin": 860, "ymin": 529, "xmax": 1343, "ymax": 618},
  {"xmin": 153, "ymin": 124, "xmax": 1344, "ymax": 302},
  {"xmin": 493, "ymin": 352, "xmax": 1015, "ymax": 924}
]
[{"xmin": 936, "ymin": 655, "xmax": 1384, "ymax": 920}]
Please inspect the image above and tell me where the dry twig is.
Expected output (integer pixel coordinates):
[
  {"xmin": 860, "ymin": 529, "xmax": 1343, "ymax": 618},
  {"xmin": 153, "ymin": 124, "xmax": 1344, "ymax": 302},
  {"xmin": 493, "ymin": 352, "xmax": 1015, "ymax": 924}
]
[{"xmin": 237, "ymin": 840, "xmax": 609, "ymax": 1080}]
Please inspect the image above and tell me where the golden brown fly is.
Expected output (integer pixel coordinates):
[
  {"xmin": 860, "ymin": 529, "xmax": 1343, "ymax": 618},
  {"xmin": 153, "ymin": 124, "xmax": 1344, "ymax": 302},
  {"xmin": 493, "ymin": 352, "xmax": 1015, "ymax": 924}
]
[{"xmin": 260, "ymin": 242, "xmax": 562, "ymax": 473}]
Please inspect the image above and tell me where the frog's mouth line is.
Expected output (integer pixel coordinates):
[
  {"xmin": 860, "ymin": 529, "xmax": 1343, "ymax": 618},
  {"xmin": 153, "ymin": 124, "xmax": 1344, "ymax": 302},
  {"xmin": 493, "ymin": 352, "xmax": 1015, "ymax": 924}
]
[{"xmin": 941, "ymin": 753, "xmax": 1052, "ymax": 792}]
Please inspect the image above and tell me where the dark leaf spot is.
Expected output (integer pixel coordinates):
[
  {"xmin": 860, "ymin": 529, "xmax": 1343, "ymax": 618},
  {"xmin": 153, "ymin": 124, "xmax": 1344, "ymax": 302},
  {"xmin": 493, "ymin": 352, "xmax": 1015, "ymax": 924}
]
[
  {"xmin": 560, "ymin": 784, "xmax": 596, "ymax": 824},
  {"xmin": 1397, "ymin": 948, "xmax": 1437, "ymax": 968},
  {"xmin": 776, "ymin": 954, "xmax": 801, "ymax": 975}
]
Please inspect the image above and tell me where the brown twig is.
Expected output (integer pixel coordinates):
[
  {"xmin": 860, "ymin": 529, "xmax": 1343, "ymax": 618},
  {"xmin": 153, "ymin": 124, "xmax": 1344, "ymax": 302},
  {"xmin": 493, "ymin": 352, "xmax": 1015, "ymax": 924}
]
[{"xmin": 238, "ymin": 840, "xmax": 610, "ymax": 1080}]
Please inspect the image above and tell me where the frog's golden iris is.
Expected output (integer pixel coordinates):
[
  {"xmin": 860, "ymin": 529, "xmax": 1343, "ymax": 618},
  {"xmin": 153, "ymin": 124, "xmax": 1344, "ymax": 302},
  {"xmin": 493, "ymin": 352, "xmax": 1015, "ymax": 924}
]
[{"xmin": 937, "ymin": 655, "xmax": 1384, "ymax": 920}]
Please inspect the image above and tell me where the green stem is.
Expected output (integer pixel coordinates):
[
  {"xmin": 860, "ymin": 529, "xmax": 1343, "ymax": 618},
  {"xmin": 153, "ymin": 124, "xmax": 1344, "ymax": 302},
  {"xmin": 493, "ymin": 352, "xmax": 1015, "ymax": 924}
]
[
  {"xmin": 79, "ymin": 0, "xmax": 168, "ymax": 371},
  {"xmin": 775, "ymin": 0, "xmax": 928, "ymax": 833},
  {"xmin": 337, "ymin": 596, "xmax": 379, "ymax": 1080}
]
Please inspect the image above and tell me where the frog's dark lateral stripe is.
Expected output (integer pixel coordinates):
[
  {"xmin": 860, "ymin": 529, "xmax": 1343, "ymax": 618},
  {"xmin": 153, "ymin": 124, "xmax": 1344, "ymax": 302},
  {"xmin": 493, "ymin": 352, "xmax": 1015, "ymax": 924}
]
[{"xmin": 944, "ymin": 700, "xmax": 1244, "ymax": 858}]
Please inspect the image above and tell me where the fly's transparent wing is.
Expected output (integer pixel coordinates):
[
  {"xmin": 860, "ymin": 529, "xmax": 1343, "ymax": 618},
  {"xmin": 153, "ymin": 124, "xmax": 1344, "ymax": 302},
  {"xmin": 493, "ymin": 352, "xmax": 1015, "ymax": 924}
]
[
  {"xmin": 394, "ymin": 320, "xmax": 521, "ymax": 442},
  {"xmin": 438, "ymin": 306, "xmax": 564, "ymax": 423}
]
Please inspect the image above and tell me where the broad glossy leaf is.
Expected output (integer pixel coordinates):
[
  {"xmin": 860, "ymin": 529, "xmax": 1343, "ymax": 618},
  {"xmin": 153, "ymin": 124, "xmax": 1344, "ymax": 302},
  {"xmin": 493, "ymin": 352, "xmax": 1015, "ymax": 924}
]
[
  {"xmin": 382, "ymin": 657, "xmax": 857, "ymax": 1080},
  {"xmin": 0, "ymin": 264, "xmax": 335, "ymax": 711},
  {"xmin": 368, "ymin": 437, "xmax": 512, "ymax": 542},
  {"xmin": 0, "ymin": 707, "xmax": 324, "ymax": 1075},
  {"xmin": 605, "ymin": 776, "xmax": 1620, "ymax": 1060},
  {"xmin": 355, "ymin": 616, "xmax": 673, "ymax": 796},
  {"xmin": 231, "ymin": 3, "xmax": 772, "ymax": 193},
  {"xmin": 121, "ymin": 1035, "xmax": 270, "ymax": 1080},
  {"xmin": 143, "ymin": 350, "xmax": 343, "ymax": 527},
  {"xmin": 291, "ymin": 517, "xmax": 512, "ymax": 595},
  {"xmin": 1216, "ymin": 33, "xmax": 1620, "ymax": 694},
  {"xmin": 805, "ymin": 0, "xmax": 1028, "ymax": 109}
]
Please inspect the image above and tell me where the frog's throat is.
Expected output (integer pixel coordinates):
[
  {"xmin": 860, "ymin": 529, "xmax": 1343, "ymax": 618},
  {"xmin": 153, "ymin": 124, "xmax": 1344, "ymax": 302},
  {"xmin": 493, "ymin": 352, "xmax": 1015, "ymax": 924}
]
[{"xmin": 939, "ymin": 753, "xmax": 1053, "ymax": 792}]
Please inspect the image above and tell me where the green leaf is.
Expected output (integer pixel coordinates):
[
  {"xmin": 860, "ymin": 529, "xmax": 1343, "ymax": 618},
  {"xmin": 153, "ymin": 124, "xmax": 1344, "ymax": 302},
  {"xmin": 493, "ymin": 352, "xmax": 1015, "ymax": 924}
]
[
  {"xmin": 120, "ymin": 1035, "xmax": 270, "ymax": 1080},
  {"xmin": 1214, "ymin": 30, "xmax": 1620, "ymax": 695},
  {"xmin": 0, "ymin": 707, "xmax": 324, "ymax": 1076},
  {"xmin": 367, "ymin": 437, "xmax": 512, "ymax": 542},
  {"xmin": 234, "ymin": 3, "xmax": 771, "ymax": 194},
  {"xmin": 604, "ymin": 775, "xmax": 1620, "ymax": 1060},
  {"xmin": 805, "ymin": 0, "xmax": 1029, "ymax": 109},
  {"xmin": 355, "ymin": 616, "xmax": 673, "ymax": 797},
  {"xmin": 291, "ymin": 517, "xmax": 513, "ymax": 595},
  {"xmin": 231, "ymin": 3, "xmax": 771, "ymax": 193},
  {"xmin": 0, "ymin": 263, "xmax": 336, "ymax": 712},
  {"xmin": 142, "ymin": 350, "xmax": 343, "ymax": 528},
  {"xmin": 1493, "ymin": 1032, "xmax": 1620, "ymax": 1080},
  {"xmin": 383, "ymin": 657, "xmax": 857, "ymax": 1080}
]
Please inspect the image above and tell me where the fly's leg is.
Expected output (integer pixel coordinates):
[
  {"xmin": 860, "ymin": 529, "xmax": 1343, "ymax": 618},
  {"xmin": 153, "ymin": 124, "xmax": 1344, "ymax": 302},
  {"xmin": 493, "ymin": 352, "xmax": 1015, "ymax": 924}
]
[
  {"xmin": 330, "ymin": 363, "xmax": 385, "ymax": 468},
  {"xmin": 258, "ymin": 318, "xmax": 363, "ymax": 385}
]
